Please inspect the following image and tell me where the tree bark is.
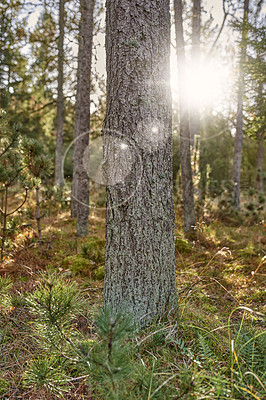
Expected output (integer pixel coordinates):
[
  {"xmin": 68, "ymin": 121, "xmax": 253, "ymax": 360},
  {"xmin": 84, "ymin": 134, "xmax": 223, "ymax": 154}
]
[
  {"xmin": 232, "ymin": 0, "xmax": 249, "ymax": 209},
  {"xmin": 174, "ymin": 0, "xmax": 196, "ymax": 232},
  {"xmin": 103, "ymin": 0, "xmax": 177, "ymax": 325},
  {"xmin": 256, "ymin": 133, "xmax": 264, "ymax": 193},
  {"xmin": 71, "ymin": 0, "xmax": 95, "ymax": 237},
  {"xmin": 55, "ymin": 0, "xmax": 65, "ymax": 188}
]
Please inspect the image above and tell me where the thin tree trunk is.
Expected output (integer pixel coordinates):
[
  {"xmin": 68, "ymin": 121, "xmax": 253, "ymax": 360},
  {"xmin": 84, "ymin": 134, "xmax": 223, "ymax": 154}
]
[
  {"xmin": 55, "ymin": 0, "xmax": 65, "ymax": 188},
  {"xmin": 256, "ymin": 133, "xmax": 264, "ymax": 193},
  {"xmin": 232, "ymin": 0, "xmax": 249, "ymax": 209},
  {"xmin": 71, "ymin": 177, "xmax": 78, "ymax": 217},
  {"xmin": 0, "ymin": 187, "xmax": 28, "ymax": 260},
  {"xmin": 71, "ymin": 0, "xmax": 95, "ymax": 236},
  {"xmin": 103, "ymin": 0, "xmax": 177, "ymax": 325},
  {"xmin": 36, "ymin": 186, "xmax": 42, "ymax": 239},
  {"xmin": 0, "ymin": 186, "xmax": 8, "ymax": 261},
  {"xmin": 0, "ymin": 189, "xmax": 4, "ymax": 225},
  {"xmin": 174, "ymin": 0, "xmax": 196, "ymax": 232},
  {"xmin": 255, "ymin": 82, "xmax": 264, "ymax": 193},
  {"xmin": 190, "ymin": 0, "xmax": 201, "ymax": 148}
]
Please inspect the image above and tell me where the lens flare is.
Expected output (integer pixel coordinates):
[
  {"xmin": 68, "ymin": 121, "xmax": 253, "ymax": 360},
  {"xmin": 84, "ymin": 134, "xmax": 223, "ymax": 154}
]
[{"xmin": 171, "ymin": 56, "xmax": 232, "ymax": 110}]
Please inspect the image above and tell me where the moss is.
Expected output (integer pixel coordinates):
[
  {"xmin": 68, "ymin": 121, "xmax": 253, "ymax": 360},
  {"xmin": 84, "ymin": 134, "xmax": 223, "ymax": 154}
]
[
  {"xmin": 80, "ymin": 236, "xmax": 105, "ymax": 263},
  {"xmin": 62, "ymin": 255, "xmax": 94, "ymax": 276},
  {"xmin": 61, "ymin": 236, "xmax": 105, "ymax": 278},
  {"xmin": 94, "ymin": 265, "xmax": 105, "ymax": 280},
  {"xmin": 175, "ymin": 237, "xmax": 193, "ymax": 254}
]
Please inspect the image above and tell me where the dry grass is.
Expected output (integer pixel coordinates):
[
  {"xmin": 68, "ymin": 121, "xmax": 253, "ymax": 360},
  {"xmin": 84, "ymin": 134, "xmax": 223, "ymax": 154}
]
[{"xmin": 0, "ymin": 203, "xmax": 265, "ymax": 399}]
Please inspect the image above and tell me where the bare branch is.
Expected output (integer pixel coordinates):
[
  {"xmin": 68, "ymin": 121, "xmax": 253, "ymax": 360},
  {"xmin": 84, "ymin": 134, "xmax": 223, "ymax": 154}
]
[
  {"xmin": 29, "ymin": 100, "xmax": 57, "ymax": 114},
  {"xmin": 208, "ymin": 12, "xmax": 228, "ymax": 54},
  {"xmin": 7, "ymin": 188, "xmax": 29, "ymax": 216}
]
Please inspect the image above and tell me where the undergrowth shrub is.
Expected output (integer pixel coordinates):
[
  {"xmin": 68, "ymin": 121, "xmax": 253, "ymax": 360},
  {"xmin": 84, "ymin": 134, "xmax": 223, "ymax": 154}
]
[
  {"xmin": 62, "ymin": 237, "xmax": 105, "ymax": 279},
  {"xmin": 25, "ymin": 274, "xmax": 138, "ymax": 399},
  {"xmin": 19, "ymin": 274, "xmax": 266, "ymax": 399},
  {"xmin": 24, "ymin": 356, "xmax": 70, "ymax": 396}
]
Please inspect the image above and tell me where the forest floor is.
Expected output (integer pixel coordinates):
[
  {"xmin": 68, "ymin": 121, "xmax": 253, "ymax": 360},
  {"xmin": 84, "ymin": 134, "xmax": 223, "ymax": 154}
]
[{"xmin": 0, "ymin": 198, "xmax": 265, "ymax": 399}]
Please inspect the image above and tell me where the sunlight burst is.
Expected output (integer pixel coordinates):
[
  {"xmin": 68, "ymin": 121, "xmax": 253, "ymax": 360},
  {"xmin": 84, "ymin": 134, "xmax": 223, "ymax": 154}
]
[{"xmin": 171, "ymin": 57, "xmax": 232, "ymax": 110}]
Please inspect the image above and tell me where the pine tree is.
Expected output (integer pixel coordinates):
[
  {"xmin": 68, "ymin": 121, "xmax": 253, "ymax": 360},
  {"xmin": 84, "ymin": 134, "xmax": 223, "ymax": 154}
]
[
  {"xmin": 190, "ymin": 0, "xmax": 201, "ymax": 148},
  {"xmin": 55, "ymin": 0, "xmax": 65, "ymax": 188},
  {"xmin": 0, "ymin": 114, "xmax": 28, "ymax": 260},
  {"xmin": 103, "ymin": 0, "xmax": 177, "ymax": 325},
  {"xmin": 174, "ymin": 0, "xmax": 196, "ymax": 232},
  {"xmin": 244, "ymin": 12, "xmax": 265, "ymax": 193},
  {"xmin": 71, "ymin": 0, "xmax": 95, "ymax": 237},
  {"xmin": 22, "ymin": 137, "xmax": 52, "ymax": 239},
  {"xmin": 232, "ymin": 0, "xmax": 250, "ymax": 209},
  {"xmin": 27, "ymin": 8, "xmax": 58, "ymax": 144},
  {"xmin": 0, "ymin": 0, "xmax": 30, "ymax": 121}
]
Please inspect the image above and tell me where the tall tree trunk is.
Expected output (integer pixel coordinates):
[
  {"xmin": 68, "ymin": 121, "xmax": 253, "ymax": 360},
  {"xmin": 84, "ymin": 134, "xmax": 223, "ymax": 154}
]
[
  {"xmin": 256, "ymin": 82, "xmax": 264, "ymax": 193},
  {"xmin": 174, "ymin": 0, "xmax": 196, "ymax": 232},
  {"xmin": 232, "ymin": 0, "xmax": 249, "ymax": 209},
  {"xmin": 190, "ymin": 0, "xmax": 201, "ymax": 148},
  {"xmin": 71, "ymin": 0, "xmax": 95, "ymax": 236},
  {"xmin": 256, "ymin": 133, "xmax": 264, "ymax": 193},
  {"xmin": 103, "ymin": 0, "xmax": 177, "ymax": 325},
  {"xmin": 55, "ymin": 0, "xmax": 65, "ymax": 188}
]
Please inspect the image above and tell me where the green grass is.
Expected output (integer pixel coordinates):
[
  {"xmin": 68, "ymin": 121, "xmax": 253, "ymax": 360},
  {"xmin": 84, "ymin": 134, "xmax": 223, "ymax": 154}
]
[
  {"xmin": 0, "ymin": 207, "xmax": 265, "ymax": 399},
  {"xmin": 0, "ymin": 270, "xmax": 265, "ymax": 399}
]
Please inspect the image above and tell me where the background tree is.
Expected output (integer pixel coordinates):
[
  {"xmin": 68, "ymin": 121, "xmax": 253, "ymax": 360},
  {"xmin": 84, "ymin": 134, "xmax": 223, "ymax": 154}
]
[
  {"xmin": 71, "ymin": 0, "xmax": 95, "ymax": 237},
  {"xmin": 28, "ymin": 1, "xmax": 78, "ymax": 180},
  {"xmin": 103, "ymin": 0, "xmax": 177, "ymax": 325},
  {"xmin": 198, "ymin": 113, "xmax": 234, "ymax": 199},
  {"xmin": 22, "ymin": 138, "xmax": 52, "ymax": 239},
  {"xmin": 232, "ymin": 0, "xmax": 249, "ymax": 209},
  {"xmin": 174, "ymin": 0, "xmax": 196, "ymax": 232},
  {"xmin": 55, "ymin": 0, "xmax": 65, "ymax": 188},
  {"xmin": 0, "ymin": 0, "xmax": 30, "ymax": 125},
  {"xmin": 0, "ymin": 115, "xmax": 28, "ymax": 260},
  {"xmin": 190, "ymin": 0, "xmax": 201, "ymax": 148},
  {"xmin": 244, "ymin": 12, "xmax": 265, "ymax": 193}
]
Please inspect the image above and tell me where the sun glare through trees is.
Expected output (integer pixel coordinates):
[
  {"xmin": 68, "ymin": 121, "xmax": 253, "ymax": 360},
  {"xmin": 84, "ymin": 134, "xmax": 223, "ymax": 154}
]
[
  {"xmin": 171, "ymin": 58, "xmax": 232, "ymax": 109},
  {"xmin": 0, "ymin": 0, "xmax": 265, "ymax": 398},
  {"xmin": 170, "ymin": 38, "xmax": 234, "ymax": 114}
]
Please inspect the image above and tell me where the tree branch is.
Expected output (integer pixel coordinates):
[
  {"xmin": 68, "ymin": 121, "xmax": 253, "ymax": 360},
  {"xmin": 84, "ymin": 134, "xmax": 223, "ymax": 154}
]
[
  {"xmin": 0, "ymin": 137, "xmax": 17, "ymax": 159},
  {"xmin": 29, "ymin": 100, "xmax": 57, "ymax": 114},
  {"xmin": 208, "ymin": 12, "xmax": 228, "ymax": 54},
  {"xmin": 7, "ymin": 188, "xmax": 28, "ymax": 216}
]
